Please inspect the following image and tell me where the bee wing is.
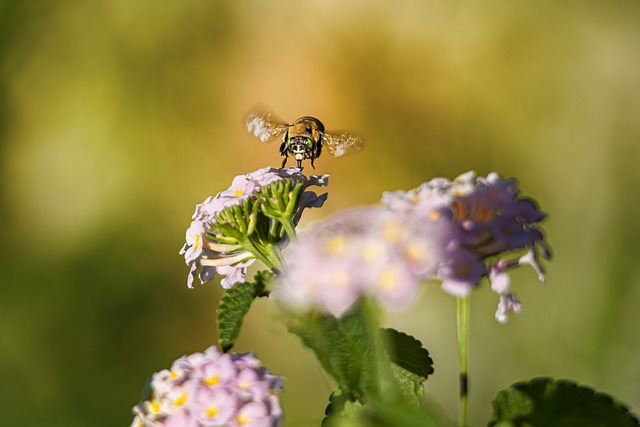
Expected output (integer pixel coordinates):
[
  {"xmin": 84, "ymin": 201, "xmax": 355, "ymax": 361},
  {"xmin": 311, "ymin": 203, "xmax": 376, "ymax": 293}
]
[
  {"xmin": 244, "ymin": 109, "xmax": 290, "ymax": 143},
  {"xmin": 322, "ymin": 130, "xmax": 365, "ymax": 157}
]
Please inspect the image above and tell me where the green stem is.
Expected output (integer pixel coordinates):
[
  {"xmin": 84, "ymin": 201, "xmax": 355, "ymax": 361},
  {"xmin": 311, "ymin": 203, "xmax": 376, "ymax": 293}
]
[
  {"xmin": 456, "ymin": 296, "xmax": 470, "ymax": 427},
  {"xmin": 279, "ymin": 217, "xmax": 298, "ymax": 242},
  {"xmin": 360, "ymin": 298, "xmax": 394, "ymax": 400},
  {"xmin": 239, "ymin": 237, "xmax": 276, "ymax": 272},
  {"xmin": 263, "ymin": 243, "xmax": 284, "ymax": 274}
]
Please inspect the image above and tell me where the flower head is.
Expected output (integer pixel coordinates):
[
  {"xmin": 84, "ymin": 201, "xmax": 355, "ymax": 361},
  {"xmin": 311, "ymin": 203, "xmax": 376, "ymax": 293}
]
[
  {"xmin": 383, "ymin": 171, "xmax": 551, "ymax": 322},
  {"xmin": 131, "ymin": 347, "xmax": 283, "ymax": 427},
  {"xmin": 180, "ymin": 167, "xmax": 328, "ymax": 289},
  {"xmin": 274, "ymin": 206, "xmax": 447, "ymax": 317}
]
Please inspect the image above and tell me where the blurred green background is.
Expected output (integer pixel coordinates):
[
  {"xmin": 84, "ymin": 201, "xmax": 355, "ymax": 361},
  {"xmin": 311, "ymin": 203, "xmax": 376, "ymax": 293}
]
[{"xmin": 1, "ymin": 1, "xmax": 640, "ymax": 426}]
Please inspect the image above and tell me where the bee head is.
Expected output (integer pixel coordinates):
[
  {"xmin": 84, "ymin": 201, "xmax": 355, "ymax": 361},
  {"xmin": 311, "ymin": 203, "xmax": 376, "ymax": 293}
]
[{"xmin": 289, "ymin": 116, "xmax": 324, "ymax": 144}]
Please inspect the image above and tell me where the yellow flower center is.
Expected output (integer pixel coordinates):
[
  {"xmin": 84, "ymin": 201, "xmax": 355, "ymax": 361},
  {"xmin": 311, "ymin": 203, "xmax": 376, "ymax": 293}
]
[
  {"xmin": 406, "ymin": 243, "xmax": 425, "ymax": 263},
  {"xmin": 234, "ymin": 189, "xmax": 245, "ymax": 197},
  {"xmin": 237, "ymin": 413, "xmax": 250, "ymax": 425},
  {"xmin": 361, "ymin": 242, "xmax": 381, "ymax": 263},
  {"xmin": 379, "ymin": 269, "xmax": 396, "ymax": 289},
  {"xmin": 326, "ymin": 235, "xmax": 347, "ymax": 255},
  {"xmin": 205, "ymin": 375, "xmax": 220, "ymax": 387},
  {"xmin": 148, "ymin": 400, "xmax": 161, "ymax": 414},
  {"xmin": 383, "ymin": 222, "xmax": 401, "ymax": 243},
  {"xmin": 205, "ymin": 405, "xmax": 219, "ymax": 418},
  {"xmin": 174, "ymin": 392, "xmax": 187, "ymax": 407}
]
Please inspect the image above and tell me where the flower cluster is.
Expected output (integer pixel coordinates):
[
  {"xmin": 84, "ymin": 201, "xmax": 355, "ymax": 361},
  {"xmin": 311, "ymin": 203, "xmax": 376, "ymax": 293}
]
[
  {"xmin": 276, "ymin": 171, "xmax": 550, "ymax": 322},
  {"xmin": 383, "ymin": 171, "xmax": 550, "ymax": 322},
  {"xmin": 180, "ymin": 167, "xmax": 328, "ymax": 289},
  {"xmin": 131, "ymin": 347, "xmax": 283, "ymax": 427},
  {"xmin": 274, "ymin": 206, "xmax": 448, "ymax": 317}
]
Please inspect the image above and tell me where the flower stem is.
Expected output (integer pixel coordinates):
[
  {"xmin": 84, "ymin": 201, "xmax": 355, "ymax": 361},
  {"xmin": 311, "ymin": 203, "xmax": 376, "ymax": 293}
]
[
  {"xmin": 456, "ymin": 295, "xmax": 470, "ymax": 427},
  {"xmin": 239, "ymin": 237, "xmax": 277, "ymax": 273},
  {"xmin": 279, "ymin": 217, "xmax": 298, "ymax": 242},
  {"xmin": 264, "ymin": 243, "xmax": 285, "ymax": 274},
  {"xmin": 359, "ymin": 298, "xmax": 394, "ymax": 399}
]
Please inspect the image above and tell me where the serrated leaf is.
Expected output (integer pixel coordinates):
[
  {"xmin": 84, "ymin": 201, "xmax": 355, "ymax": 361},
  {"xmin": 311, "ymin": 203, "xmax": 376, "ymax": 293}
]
[
  {"xmin": 216, "ymin": 271, "xmax": 272, "ymax": 352},
  {"xmin": 381, "ymin": 328, "xmax": 434, "ymax": 380},
  {"xmin": 322, "ymin": 390, "xmax": 364, "ymax": 427},
  {"xmin": 388, "ymin": 363, "xmax": 424, "ymax": 406},
  {"xmin": 489, "ymin": 377, "xmax": 640, "ymax": 427},
  {"xmin": 287, "ymin": 304, "xmax": 378, "ymax": 400}
]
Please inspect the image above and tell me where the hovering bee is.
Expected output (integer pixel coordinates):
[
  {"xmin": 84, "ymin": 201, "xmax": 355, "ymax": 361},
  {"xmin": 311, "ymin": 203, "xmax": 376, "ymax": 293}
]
[{"xmin": 245, "ymin": 109, "xmax": 364, "ymax": 169}]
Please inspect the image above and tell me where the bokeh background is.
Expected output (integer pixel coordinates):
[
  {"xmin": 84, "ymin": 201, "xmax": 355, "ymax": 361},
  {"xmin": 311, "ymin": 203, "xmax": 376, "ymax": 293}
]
[{"xmin": 2, "ymin": 1, "xmax": 640, "ymax": 426}]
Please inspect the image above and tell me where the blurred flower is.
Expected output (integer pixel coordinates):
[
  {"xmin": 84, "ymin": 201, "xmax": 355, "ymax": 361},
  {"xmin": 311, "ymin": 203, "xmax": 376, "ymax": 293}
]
[
  {"xmin": 179, "ymin": 167, "xmax": 328, "ymax": 289},
  {"xmin": 274, "ymin": 206, "xmax": 447, "ymax": 317},
  {"xmin": 383, "ymin": 171, "xmax": 551, "ymax": 322},
  {"xmin": 268, "ymin": 171, "xmax": 548, "ymax": 322},
  {"xmin": 131, "ymin": 347, "xmax": 283, "ymax": 427}
]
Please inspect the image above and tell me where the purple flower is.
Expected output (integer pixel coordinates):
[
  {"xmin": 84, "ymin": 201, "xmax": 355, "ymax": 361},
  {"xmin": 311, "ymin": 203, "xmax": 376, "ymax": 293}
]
[
  {"xmin": 274, "ymin": 207, "xmax": 447, "ymax": 317},
  {"xmin": 180, "ymin": 167, "xmax": 328, "ymax": 289},
  {"xmin": 383, "ymin": 171, "xmax": 551, "ymax": 322},
  {"xmin": 130, "ymin": 347, "xmax": 283, "ymax": 427}
]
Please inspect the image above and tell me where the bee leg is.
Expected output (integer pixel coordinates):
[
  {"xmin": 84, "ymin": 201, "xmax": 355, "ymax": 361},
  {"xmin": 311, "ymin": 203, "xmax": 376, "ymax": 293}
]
[
  {"xmin": 280, "ymin": 154, "xmax": 288, "ymax": 169},
  {"xmin": 310, "ymin": 157, "xmax": 316, "ymax": 169}
]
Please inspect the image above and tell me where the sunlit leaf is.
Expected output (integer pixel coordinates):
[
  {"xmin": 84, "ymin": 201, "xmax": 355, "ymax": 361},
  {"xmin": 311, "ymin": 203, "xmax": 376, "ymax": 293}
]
[
  {"xmin": 489, "ymin": 377, "xmax": 640, "ymax": 427},
  {"xmin": 216, "ymin": 270, "xmax": 272, "ymax": 352}
]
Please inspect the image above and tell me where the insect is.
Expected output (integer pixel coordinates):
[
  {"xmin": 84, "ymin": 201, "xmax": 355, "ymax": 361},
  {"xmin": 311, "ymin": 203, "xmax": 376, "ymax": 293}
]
[{"xmin": 245, "ymin": 109, "xmax": 364, "ymax": 169}]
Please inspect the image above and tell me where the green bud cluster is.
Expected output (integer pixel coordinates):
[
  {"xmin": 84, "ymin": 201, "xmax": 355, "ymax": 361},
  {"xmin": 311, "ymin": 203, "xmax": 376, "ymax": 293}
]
[{"xmin": 205, "ymin": 178, "xmax": 308, "ymax": 272}]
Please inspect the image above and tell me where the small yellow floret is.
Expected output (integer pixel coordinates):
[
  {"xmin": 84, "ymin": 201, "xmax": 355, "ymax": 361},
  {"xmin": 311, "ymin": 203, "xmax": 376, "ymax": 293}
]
[
  {"xmin": 205, "ymin": 375, "xmax": 220, "ymax": 386},
  {"xmin": 174, "ymin": 392, "xmax": 187, "ymax": 407},
  {"xmin": 205, "ymin": 405, "xmax": 219, "ymax": 418},
  {"xmin": 326, "ymin": 235, "xmax": 347, "ymax": 255},
  {"xmin": 148, "ymin": 400, "xmax": 161, "ymax": 414},
  {"xmin": 234, "ymin": 189, "xmax": 245, "ymax": 197},
  {"xmin": 379, "ymin": 269, "xmax": 397, "ymax": 289},
  {"xmin": 194, "ymin": 234, "xmax": 202, "ymax": 250},
  {"xmin": 406, "ymin": 243, "xmax": 424, "ymax": 263},
  {"xmin": 383, "ymin": 222, "xmax": 401, "ymax": 243},
  {"xmin": 361, "ymin": 242, "xmax": 381, "ymax": 263}
]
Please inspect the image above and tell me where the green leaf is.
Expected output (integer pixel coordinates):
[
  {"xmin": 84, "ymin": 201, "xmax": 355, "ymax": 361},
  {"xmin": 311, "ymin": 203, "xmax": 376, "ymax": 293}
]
[
  {"xmin": 381, "ymin": 328, "xmax": 434, "ymax": 380},
  {"xmin": 287, "ymin": 304, "xmax": 379, "ymax": 400},
  {"xmin": 489, "ymin": 377, "xmax": 640, "ymax": 427},
  {"xmin": 313, "ymin": 325, "xmax": 444, "ymax": 426},
  {"xmin": 362, "ymin": 397, "xmax": 445, "ymax": 427},
  {"xmin": 388, "ymin": 363, "xmax": 424, "ymax": 406},
  {"xmin": 380, "ymin": 328, "xmax": 433, "ymax": 407},
  {"xmin": 216, "ymin": 271, "xmax": 273, "ymax": 352},
  {"xmin": 322, "ymin": 390, "xmax": 364, "ymax": 427}
]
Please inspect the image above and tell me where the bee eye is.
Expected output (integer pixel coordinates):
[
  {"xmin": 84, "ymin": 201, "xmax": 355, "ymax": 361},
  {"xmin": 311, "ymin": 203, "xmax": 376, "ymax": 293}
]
[{"xmin": 306, "ymin": 138, "xmax": 313, "ymax": 148}]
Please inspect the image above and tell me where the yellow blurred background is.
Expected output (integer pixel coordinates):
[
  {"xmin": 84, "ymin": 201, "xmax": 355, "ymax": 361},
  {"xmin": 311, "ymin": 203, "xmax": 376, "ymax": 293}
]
[{"xmin": 1, "ymin": 1, "xmax": 640, "ymax": 426}]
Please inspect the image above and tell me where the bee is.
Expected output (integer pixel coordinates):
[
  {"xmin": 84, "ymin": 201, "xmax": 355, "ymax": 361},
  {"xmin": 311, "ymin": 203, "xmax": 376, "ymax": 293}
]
[{"xmin": 245, "ymin": 109, "xmax": 364, "ymax": 169}]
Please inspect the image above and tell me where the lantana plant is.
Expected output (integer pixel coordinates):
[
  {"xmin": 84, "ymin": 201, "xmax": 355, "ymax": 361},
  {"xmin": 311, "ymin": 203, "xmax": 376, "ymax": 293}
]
[{"xmin": 131, "ymin": 167, "xmax": 639, "ymax": 427}]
